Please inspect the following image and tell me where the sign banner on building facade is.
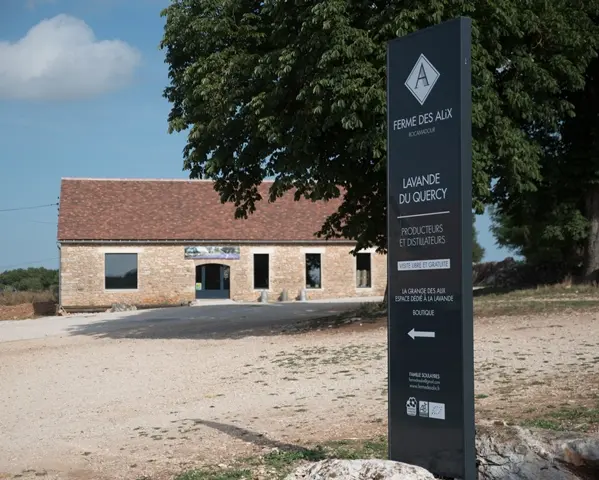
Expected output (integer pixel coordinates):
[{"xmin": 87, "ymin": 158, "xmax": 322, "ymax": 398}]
[
  {"xmin": 386, "ymin": 17, "xmax": 476, "ymax": 480},
  {"xmin": 184, "ymin": 246, "xmax": 240, "ymax": 260}
]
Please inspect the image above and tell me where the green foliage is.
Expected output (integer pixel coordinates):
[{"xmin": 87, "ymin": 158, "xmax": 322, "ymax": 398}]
[
  {"xmin": 491, "ymin": 202, "xmax": 587, "ymax": 268},
  {"xmin": 521, "ymin": 402, "xmax": 599, "ymax": 432},
  {"xmin": 472, "ymin": 213, "xmax": 485, "ymax": 263},
  {"xmin": 160, "ymin": 0, "xmax": 599, "ymax": 252},
  {"xmin": 174, "ymin": 469, "xmax": 251, "ymax": 480},
  {"xmin": 174, "ymin": 438, "xmax": 389, "ymax": 480},
  {"xmin": 263, "ymin": 447, "xmax": 326, "ymax": 470},
  {"xmin": 325, "ymin": 437, "xmax": 388, "ymax": 460},
  {"xmin": 0, "ymin": 267, "xmax": 58, "ymax": 292},
  {"xmin": 492, "ymin": 54, "xmax": 599, "ymax": 276}
]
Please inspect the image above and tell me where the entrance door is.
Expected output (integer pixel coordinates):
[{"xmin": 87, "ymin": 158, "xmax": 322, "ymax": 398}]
[
  {"xmin": 195, "ymin": 264, "xmax": 231, "ymax": 299},
  {"xmin": 203, "ymin": 264, "xmax": 221, "ymax": 290}
]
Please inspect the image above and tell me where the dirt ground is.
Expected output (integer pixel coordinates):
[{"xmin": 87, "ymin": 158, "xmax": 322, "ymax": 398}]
[
  {"xmin": 0, "ymin": 304, "xmax": 37, "ymax": 321},
  {"xmin": 1, "ymin": 310, "xmax": 598, "ymax": 480},
  {"xmin": 0, "ymin": 302, "xmax": 56, "ymax": 321}
]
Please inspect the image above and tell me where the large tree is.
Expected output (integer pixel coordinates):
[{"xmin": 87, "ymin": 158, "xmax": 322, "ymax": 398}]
[
  {"xmin": 491, "ymin": 53, "xmax": 599, "ymax": 281},
  {"xmin": 160, "ymin": 0, "xmax": 599, "ymax": 253}
]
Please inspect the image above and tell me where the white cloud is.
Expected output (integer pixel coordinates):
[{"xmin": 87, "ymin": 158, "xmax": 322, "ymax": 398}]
[{"xmin": 0, "ymin": 14, "xmax": 141, "ymax": 100}]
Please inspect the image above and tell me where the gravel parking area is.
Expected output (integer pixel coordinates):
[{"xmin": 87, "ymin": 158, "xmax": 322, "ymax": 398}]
[{"xmin": 1, "ymin": 310, "xmax": 598, "ymax": 480}]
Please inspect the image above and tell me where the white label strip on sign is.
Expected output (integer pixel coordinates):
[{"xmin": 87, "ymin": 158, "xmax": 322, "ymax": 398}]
[{"xmin": 397, "ymin": 259, "xmax": 451, "ymax": 271}]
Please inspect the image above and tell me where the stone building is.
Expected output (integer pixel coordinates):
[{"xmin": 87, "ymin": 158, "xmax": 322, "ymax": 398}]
[{"xmin": 57, "ymin": 178, "xmax": 387, "ymax": 309}]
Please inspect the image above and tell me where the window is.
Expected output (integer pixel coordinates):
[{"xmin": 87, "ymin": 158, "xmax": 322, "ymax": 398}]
[
  {"xmin": 253, "ymin": 254, "xmax": 269, "ymax": 289},
  {"xmin": 356, "ymin": 253, "xmax": 372, "ymax": 288},
  {"xmin": 105, "ymin": 253, "xmax": 138, "ymax": 290},
  {"xmin": 305, "ymin": 253, "xmax": 322, "ymax": 289}
]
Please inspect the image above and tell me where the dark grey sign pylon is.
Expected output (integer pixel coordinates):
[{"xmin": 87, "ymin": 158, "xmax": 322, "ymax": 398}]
[{"xmin": 386, "ymin": 17, "xmax": 476, "ymax": 479}]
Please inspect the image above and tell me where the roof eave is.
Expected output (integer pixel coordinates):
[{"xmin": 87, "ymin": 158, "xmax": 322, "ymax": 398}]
[{"xmin": 57, "ymin": 238, "xmax": 356, "ymax": 245}]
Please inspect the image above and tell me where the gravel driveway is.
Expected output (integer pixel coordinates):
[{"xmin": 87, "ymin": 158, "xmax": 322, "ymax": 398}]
[
  {"xmin": 1, "ymin": 309, "xmax": 598, "ymax": 480},
  {"xmin": 0, "ymin": 301, "xmax": 372, "ymax": 343}
]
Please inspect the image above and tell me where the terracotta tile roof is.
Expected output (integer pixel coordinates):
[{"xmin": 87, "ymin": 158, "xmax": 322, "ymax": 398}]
[{"xmin": 57, "ymin": 178, "xmax": 349, "ymax": 242}]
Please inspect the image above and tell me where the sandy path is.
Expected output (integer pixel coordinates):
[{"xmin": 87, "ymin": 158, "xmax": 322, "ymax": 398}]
[
  {"xmin": 474, "ymin": 311, "xmax": 599, "ymax": 420},
  {"xmin": 1, "ymin": 311, "xmax": 598, "ymax": 480}
]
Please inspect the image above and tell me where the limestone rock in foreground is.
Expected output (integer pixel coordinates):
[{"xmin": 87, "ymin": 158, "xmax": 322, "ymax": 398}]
[
  {"xmin": 476, "ymin": 424, "xmax": 599, "ymax": 479},
  {"xmin": 556, "ymin": 436, "xmax": 599, "ymax": 470},
  {"xmin": 284, "ymin": 459, "xmax": 436, "ymax": 480},
  {"xmin": 284, "ymin": 426, "xmax": 599, "ymax": 480}
]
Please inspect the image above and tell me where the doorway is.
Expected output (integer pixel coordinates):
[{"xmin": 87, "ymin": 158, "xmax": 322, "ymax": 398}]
[{"xmin": 195, "ymin": 264, "xmax": 230, "ymax": 299}]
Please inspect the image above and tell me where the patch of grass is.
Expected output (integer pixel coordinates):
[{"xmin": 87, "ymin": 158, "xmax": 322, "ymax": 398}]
[
  {"xmin": 174, "ymin": 437, "xmax": 388, "ymax": 480},
  {"xmin": 522, "ymin": 403, "xmax": 599, "ymax": 432},
  {"xmin": 174, "ymin": 468, "xmax": 252, "ymax": 480},
  {"xmin": 522, "ymin": 418, "xmax": 564, "ymax": 430},
  {"xmin": 296, "ymin": 288, "xmax": 599, "ymax": 327},
  {"xmin": 493, "ymin": 283, "xmax": 599, "ymax": 298},
  {"xmin": 326, "ymin": 436, "xmax": 388, "ymax": 460},
  {"xmin": 263, "ymin": 447, "xmax": 327, "ymax": 471},
  {"xmin": 475, "ymin": 299, "xmax": 599, "ymax": 317},
  {"xmin": 472, "ymin": 282, "xmax": 599, "ymax": 317}
]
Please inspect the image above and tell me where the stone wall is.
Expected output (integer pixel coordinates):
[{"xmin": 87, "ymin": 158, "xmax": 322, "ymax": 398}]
[
  {"xmin": 225, "ymin": 245, "xmax": 387, "ymax": 302},
  {"xmin": 59, "ymin": 245, "xmax": 195, "ymax": 307},
  {"xmin": 59, "ymin": 243, "xmax": 387, "ymax": 307}
]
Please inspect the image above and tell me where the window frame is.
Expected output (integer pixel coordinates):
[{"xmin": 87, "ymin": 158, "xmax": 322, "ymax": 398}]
[
  {"xmin": 305, "ymin": 252, "xmax": 323, "ymax": 289},
  {"xmin": 355, "ymin": 252, "xmax": 372, "ymax": 289},
  {"xmin": 253, "ymin": 253, "xmax": 270, "ymax": 290},
  {"xmin": 104, "ymin": 252, "xmax": 139, "ymax": 291}
]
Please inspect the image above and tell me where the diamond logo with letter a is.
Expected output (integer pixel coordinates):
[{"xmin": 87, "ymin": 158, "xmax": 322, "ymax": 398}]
[{"xmin": 405, "ymin": 54, "xmax": 440, "ymax": 105}]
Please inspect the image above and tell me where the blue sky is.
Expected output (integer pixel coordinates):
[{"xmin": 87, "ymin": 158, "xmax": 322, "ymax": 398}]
[{"xmin": 0, "ymin": 0, "xmax": 514, "ymax": 273}]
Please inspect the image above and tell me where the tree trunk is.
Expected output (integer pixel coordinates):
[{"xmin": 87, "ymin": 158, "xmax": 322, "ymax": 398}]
[{"xmin": 583, "ymin": 186, "xmax": 599, "ymax": 283}]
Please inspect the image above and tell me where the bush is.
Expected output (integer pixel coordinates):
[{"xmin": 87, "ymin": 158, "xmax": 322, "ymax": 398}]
[
  {"xmin": 0, "ymin": 267, "xmax": 59, "ymax": 306},
  {"xmin": 0, "ymin": 267, "xmax": 58, "ymax": 292}
]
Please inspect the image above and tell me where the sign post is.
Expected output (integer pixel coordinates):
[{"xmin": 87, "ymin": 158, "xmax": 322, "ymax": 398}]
[{"xmin": 386, "ymin": 17, "xmax": 476, "ymax": 479}]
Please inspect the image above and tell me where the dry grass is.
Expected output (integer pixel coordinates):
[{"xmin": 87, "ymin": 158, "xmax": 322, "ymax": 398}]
[
  {"xmin": 173, "ymin": 437, "xmax": 388, "ymax": 480},
  {"xmin": 279, "ymin": 286, "xmax": 599, "ymax": 335},
  {"xmin": 479, "ymin": 281, "xmax": 599, "ymax": 298},
  {"xmin": 474, "ymin": 283, "xmax": 599, "ymax": 317},
  {"xmin": 360, "ymin": 284, "xmax": 599, "ymax": 320},
  {"xmin": 0, "ymin": 290, "xmax": 56, "ymax": 307}
]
